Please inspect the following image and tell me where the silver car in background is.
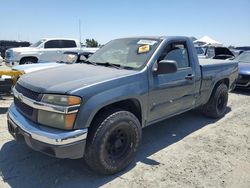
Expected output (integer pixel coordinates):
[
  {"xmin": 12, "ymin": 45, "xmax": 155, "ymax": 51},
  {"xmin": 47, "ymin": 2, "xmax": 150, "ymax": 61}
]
[{"xmin": 235, "ymin": 51, "xmax": 250, "ymax": 88}]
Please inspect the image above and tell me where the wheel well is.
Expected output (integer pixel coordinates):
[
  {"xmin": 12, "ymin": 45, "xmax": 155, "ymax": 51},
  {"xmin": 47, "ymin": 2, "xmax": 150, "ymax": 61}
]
[
  {"xmin": 210, "ymin": 78, "xmax": 229, "ymax": 97},
  {"xmin": 20, "ymin": 56, "xmax": 38, "ymax": 64},
  {"xmin": 92, "ymin": 99, "xmax": 142, "ymax": 124},
  {"xmin": 214, "ymin": 78, "xmax": 229, "ymax": 89}
]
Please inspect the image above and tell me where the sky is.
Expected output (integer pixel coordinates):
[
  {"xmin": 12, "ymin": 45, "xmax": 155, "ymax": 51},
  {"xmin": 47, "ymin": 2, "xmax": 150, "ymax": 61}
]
[{"xmin": 0, "ymin": 0, "xmax": 250, "ymax": 46}]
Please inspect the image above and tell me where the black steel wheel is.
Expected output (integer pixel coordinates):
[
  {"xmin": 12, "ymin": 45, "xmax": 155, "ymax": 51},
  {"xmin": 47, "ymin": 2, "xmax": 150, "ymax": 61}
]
[
  {"xmin": 202, "ymin": 83, "xmax": 228, "ymax": 118},
  {"xmin": 84, "ymin": 110, "xmax": 141, "ymax": 174}
]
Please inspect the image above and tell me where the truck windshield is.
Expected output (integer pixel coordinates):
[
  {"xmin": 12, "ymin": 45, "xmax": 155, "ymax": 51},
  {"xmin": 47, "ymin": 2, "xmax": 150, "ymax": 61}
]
[
  {"xmin": 88, "ymin": 38, "xmax": 161, "ymax": 70},
  {"xmin": 234, "ymin": 52, "xmax": 250, "ymax": 63},
  {"xmin": 30, "ymin": 39, "xmax": 46, "ymax": 47}
]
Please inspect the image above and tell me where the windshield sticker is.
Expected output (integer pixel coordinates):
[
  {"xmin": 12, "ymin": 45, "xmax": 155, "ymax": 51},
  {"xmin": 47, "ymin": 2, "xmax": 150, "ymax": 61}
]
[
  {"xmin": 137, "ymin": 40, "xmax": 158, "ymax": 46},
  {"xmin": 138, "ymin": 45, "xmax": 150, "ymax": 54}
]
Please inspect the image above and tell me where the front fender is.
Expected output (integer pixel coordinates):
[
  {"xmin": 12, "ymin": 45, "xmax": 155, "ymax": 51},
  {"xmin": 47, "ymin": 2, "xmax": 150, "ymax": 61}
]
[{"xmin": 73, "ymin": 82, "xmax": 148, "ymax": 129}]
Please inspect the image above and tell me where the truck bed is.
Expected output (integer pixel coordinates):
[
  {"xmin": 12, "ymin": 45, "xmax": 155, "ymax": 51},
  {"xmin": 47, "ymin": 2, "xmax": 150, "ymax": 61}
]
[
  {"xmin": 199, "ymin": 59, "xmax": 237, "ymax": 66},
  {"xmin": 198, "ymin": 58, "xmax": 238, "ymax": 105}
]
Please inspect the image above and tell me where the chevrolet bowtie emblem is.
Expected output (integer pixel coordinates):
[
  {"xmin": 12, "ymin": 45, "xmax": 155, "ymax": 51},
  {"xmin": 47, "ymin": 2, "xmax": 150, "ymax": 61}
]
[{"xmin": 18, "ymin": 93, "xmax": 24, "ymax": 103}]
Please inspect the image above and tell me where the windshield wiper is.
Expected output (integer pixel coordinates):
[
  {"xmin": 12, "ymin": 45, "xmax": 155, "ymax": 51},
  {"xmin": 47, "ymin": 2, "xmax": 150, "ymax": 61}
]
[
  {"xmin": 96, "ymin": 62, "xmax": 122, "ymax": 69},
  {"xmin": 82, "ymin": 60, "xmax": 97, "ymax": 66},
  {"xmin": 120, "ymin": 66, "xmax": 136, "ymax": 70}
]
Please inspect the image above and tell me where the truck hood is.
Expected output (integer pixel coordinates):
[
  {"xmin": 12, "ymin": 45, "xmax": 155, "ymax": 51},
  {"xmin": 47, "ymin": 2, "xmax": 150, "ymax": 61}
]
[
  {"xmin": 13, "ymin": 62, "xmax": 63, "ymax": 73},
  {"xmin": 239, "ymin": 63, "xmax": 250, "ymax": 75},
  {"xmin": 18, "ymin": 64, "xmax": 137, "ymax": 94}
]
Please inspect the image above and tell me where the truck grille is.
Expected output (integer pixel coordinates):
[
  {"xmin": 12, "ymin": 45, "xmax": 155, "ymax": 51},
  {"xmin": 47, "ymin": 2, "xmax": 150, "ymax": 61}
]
[
  {"xmin": 5, "ymin": 51, "xmax": 11, "ymax": 59},
  {"xmin": 15, "ymin": 83, "xmax": 40, "ymax": 100},
  {"xmin": 14, "ymin": 83, "xmax": 41, "ymax": 122},
  {"xmin": 14, "ymin": 97, "xmax": 33, "ymax": 116}
]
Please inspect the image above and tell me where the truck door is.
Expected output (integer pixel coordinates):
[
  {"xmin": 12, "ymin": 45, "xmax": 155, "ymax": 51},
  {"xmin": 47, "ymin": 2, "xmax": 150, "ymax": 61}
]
[
  {"xmin": 39, "ymin": 40, "xmax": 62, "ymax": 62},
  {"xmin": 148, "ymin": 40, "xmax": 196, "ymax": 123}
]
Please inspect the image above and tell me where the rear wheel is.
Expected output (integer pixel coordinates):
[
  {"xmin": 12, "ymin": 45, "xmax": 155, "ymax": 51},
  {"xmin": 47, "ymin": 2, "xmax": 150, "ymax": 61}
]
[
  {"xmin": 84, "ymin": 110, "xmax": 141, "ymax": 175},
  {"xmin": 202, "ymin": 83, "xmax": 228, "ymax": 118},
  {"xmin": 20, "ymin": 57, "xmax": 37, "ymax": 64}
]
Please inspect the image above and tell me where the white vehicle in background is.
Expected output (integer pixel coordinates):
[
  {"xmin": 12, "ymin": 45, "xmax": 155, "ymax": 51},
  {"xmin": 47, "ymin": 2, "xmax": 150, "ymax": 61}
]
[
  {"xmin": 0, "ymin": 54, "xmax": 3, "ymax": 65},
  {"xmin": 12, "ymin": 51, "xmax": 94, "ymax": 74},
  {"xmin": 195, "ymin": 46, "xmax": 206, "ymax": 58},
  {"xmin": 5, "ymin": 38, "xmax": 82, "ymax": 66},
  {"xmin": 0, "ymin": 51, "xmax": 94, "ymax": 93}
]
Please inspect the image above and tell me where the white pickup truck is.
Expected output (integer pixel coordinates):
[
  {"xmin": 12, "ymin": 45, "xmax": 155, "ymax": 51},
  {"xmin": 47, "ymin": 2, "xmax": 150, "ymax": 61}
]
[
  {"xmin": 5, "ymin": 38, "xmax": 83, "ymax": 66},
  {"xmin": 0, "ymin": 54, "xmax": 3, "ymax": 65}
]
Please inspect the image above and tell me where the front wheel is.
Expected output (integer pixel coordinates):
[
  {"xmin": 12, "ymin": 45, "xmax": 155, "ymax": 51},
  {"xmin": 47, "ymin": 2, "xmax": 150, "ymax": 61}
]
[
  {"xmin": 202, "ymin": 83, "xmax": 228, "ymax": 118},
  {"xmin": 84, "ymin": 110, "xmax": 142, "ymax": 175},
  {"xmin": 20, "ymin": 57, "xmax": 37, "ymax": 64}
]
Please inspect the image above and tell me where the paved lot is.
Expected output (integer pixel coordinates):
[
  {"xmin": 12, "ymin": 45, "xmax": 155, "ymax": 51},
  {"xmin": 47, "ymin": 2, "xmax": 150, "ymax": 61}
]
[{"xmin": 0, "ymin": 90, "xmax": 250, "ymax": 188}]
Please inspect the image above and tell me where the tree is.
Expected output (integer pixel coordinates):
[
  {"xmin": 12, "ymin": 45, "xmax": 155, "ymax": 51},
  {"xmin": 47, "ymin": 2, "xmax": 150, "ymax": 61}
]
[
  {"xmin": 85, "ymin": 38, "xmax": 100, "ymax": 47},
  {"xmin": 228, "ymin": 45, "xmax": 235, "ymax": 49}
]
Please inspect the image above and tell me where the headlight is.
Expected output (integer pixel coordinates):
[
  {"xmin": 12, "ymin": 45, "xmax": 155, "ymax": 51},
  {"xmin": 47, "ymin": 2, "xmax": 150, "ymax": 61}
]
[
  {"xmin": 37, "ymin": 94, "xmax": 81, "ymax": 130},
  {"xmin": 6, "ymin": 50, "xmax": 13, "ymax": 58},
  {"xmin": 41, "ymin": 94, "xmax": 81, "ymax": 106},
  {"xmin": 38, "ymin": 110, "xmax": 77, "ymax": 130}
]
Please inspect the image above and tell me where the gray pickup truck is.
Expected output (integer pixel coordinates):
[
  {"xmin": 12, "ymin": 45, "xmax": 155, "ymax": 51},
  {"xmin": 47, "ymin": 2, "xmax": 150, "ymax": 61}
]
[{"xmin": 7, "ymin": 36, "xmax": 238, "ymax": 174}]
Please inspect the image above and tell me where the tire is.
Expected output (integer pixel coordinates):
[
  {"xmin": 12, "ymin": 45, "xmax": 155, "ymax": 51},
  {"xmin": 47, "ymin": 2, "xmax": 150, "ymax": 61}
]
[
  {"xmin": 20, "ymin": 57, "xmax": 37, "ymax": 64},
  {"xmin": 84, "ymin": 110, "xmax": 142, "ymax": 175},
  {"xmin": 202, "ymin": 83, "xmax": 228, "ymax": 118}
]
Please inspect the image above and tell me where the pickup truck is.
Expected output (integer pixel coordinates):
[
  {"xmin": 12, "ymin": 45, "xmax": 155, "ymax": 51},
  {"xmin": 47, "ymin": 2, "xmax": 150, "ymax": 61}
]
[
  {"xmin": 0, "ymin": 51, "xmax": 94, "ymax": 93},
  {"xmin": 11, "ymin": 51, "xmax": 94, "ymax": 74},
  {"xmin": 0, "ymin": 54, "xmax": 3, "ymax": 64},
  {"xmin": 5, "ymin": 38, "xmax": 82, "ymax": 66},
  {"xmin": 7, "ymin": 36, "xmax": 238, "ymax": 175}
]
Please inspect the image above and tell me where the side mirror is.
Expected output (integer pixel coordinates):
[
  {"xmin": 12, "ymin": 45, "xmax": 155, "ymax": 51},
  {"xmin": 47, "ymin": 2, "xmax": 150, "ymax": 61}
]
[{"xmin": 153, "ymin": 60, "xmax": 178, "ymax": 75}]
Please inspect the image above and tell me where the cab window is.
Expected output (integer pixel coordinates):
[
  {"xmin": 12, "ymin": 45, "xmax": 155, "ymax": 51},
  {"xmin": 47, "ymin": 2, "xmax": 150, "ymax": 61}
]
[
  {"xmin": 60, "ymin": 40, "xmax": 77, "ymax": 48},
  {"xmin": 206, "ymin": 47, "xmax": 215, "ymax": 58},
  {"xmin": 44, "ymin": 40, "xmax": 60, "ymax": 48},
  {"xmin": 159, "ymin": 41, "xmax": 190, "ymax": 69}
]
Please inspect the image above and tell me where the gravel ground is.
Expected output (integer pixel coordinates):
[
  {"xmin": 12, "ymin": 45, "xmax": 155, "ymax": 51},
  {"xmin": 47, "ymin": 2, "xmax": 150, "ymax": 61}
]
[{"xmin": 0, "ymin": 90, "xmax": 250, "ymax": 188}]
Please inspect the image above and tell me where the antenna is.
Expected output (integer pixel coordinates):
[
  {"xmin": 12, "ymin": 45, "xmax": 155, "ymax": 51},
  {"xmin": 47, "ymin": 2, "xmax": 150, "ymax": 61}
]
[{"xmin": 79, "ymin": 19, "xmax": 82, "ymax": 43}]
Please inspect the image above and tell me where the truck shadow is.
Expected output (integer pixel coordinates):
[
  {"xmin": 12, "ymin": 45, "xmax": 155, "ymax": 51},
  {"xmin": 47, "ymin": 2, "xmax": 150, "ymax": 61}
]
[
  {"xmin": 0, "ymin": 108, "xmax": 231, "ymax": 188},
  {"xmin": 231, "ymin": 88, "xmax": 250, "ymax": 96}
]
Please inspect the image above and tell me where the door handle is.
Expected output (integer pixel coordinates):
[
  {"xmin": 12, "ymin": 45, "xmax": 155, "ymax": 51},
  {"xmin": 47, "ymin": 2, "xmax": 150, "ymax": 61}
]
[{"xmin": 185, "ymin": 74, "xmax": 195, "ymax": 80}]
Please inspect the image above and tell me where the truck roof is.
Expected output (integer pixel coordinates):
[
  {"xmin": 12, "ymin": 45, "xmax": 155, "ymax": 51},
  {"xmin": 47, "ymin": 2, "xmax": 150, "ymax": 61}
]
[
  {"xmin": 41, "ymin": 38, "xmax": 80, "ymax": 42},
  {"xmin": 114, "ymin": 36, "xmax": 192, "ymax": 41}
]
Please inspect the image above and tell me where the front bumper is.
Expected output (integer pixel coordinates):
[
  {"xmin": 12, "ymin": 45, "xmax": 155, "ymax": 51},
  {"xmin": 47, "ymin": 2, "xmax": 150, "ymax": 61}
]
[
  {"xmin": 7, "ymin": 104, "xmax": 88, "ymax": 159},
  {"xmin": 236, "ymin": 74, "xmax": 250, "ymax": 88},
  {"xmin": 4, "ymin": 58, "xmax": 19, "ymax": 66}
]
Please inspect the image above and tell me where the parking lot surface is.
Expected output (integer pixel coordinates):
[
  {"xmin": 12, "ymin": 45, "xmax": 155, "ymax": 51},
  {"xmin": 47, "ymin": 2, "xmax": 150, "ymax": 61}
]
[{"xmin": 0, "ymin": 90, "xmax": 250, "ymax": 188}]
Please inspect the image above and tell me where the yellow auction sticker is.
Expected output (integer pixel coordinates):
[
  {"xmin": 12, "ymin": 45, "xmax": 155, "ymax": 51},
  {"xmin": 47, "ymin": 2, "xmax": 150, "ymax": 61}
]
[{"xmin": 138, "ymin": 45, "xmax": 150, "ymax": 54}]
